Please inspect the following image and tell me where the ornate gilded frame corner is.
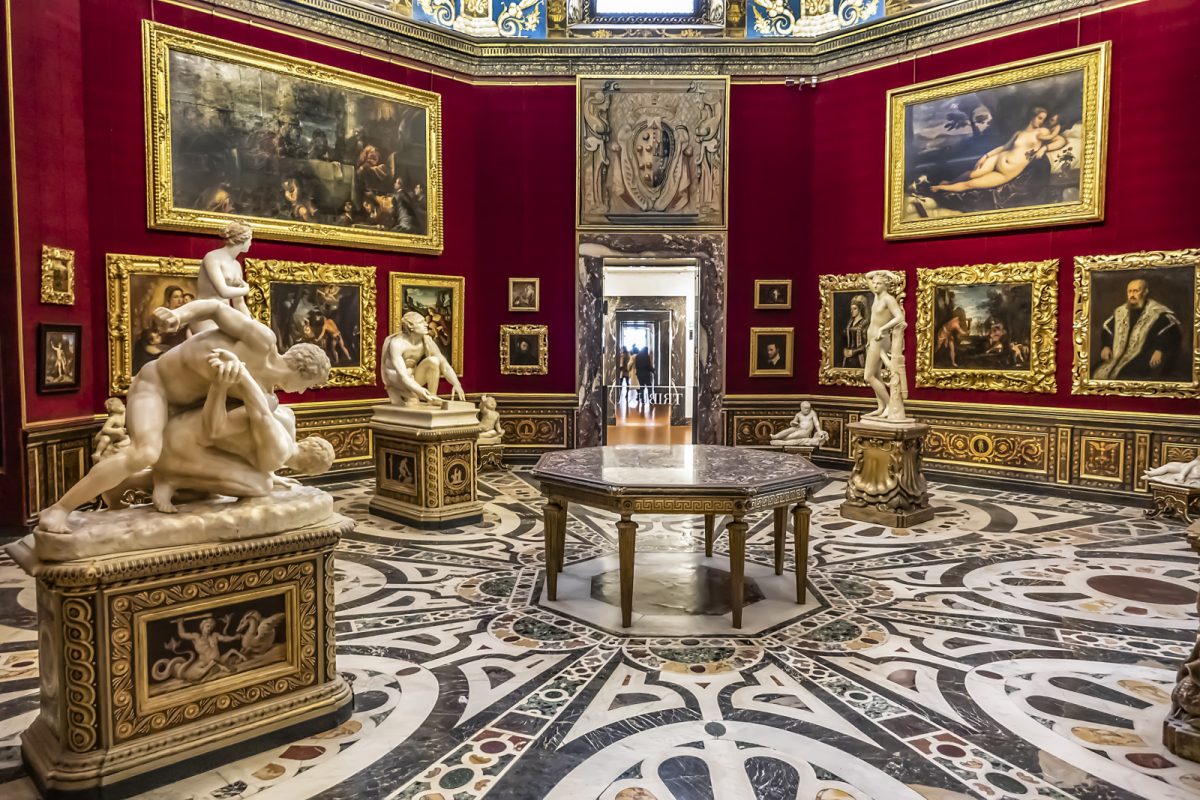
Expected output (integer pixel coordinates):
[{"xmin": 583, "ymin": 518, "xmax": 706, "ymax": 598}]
[
  {"xmin": 753, "ymin": 279, "xmax": 792, "ymax": 310},
  {"xmin": 245, "ymin": 259, "xmax": 378, "ymax": 388},
  {"xmin": 40, "ymin": 245, "xmax": 76, "ymax": 305},
  {"xmin": 885, "ymin": 41, "xmax": 1110, "ymax": 240},
  {"xmin": 105, "ymin": 254, "xmax": 201, "ymax": 395},
  {"xmin": 818, "ymin": 270, "xmax": 906, "ymax": 387},
  {"xmin": 576, "ymin": 74, "xmax": 731, "ymax": 230},
  {"xmin": 508, "ymin": 277, "xmax": 541, "ymax": 312},
  {"xmin": 389, "ymin": 272, "xmax": 465, "ymax": 375},
  {"xmin": 500, "ymin": 324, "xmax": 549, "ymax": 375},
  {"xmin": 143, "ymin": 21, "xmax": 443, "ymax": 254},
  {"xmin": 1072, "ymin": 249, "xmax": 1200, "ymax": 398},
  {"xmin": 748, "ymin": 326, "xmax": 794, "ymax": 378},
  {"xmin": 915, "ymin": 259, "xmax": 1058, "ymax": 393}
]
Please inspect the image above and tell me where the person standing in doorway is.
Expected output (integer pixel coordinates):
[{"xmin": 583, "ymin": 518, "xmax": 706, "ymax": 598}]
[
  {"xmin": 616, "ymin": 345, "xmax": 630, "ymax": 402},
  {"xmin": 634, "ymin": 345, "xmax": 655, "ymax": 405},
  {"xmin": 628, "ymin": 346, "xmax": 641, "ymax": 404}
]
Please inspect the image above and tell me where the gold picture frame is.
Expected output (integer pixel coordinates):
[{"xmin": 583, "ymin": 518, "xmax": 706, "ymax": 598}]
[
  {"xmin": 818, "ymin": 271, "xmax": 906, "ymax": 387},
  {"xmin": 915, "ymin": 260, "xmax": 1058, "ymax": 393},
  {"xmin": 885, "ymin": 42, "xmax": 1110, "ymax": 239},
  {"xmin": 245, "ymin": 259, "xmax": 378, "ymax": 388},
  {"xmin": 40, "ymin": 245, "xmax": 75, "ymax": 305},
  {"xmin": 754, "ymin": 280, "xmax": 792, "ymax": 310},
  {"xmin": 508, "ymin": 278, "xmax": 541, "ymax": 312},
  {"xmin": 1072, "ymin": 249, "xmax": 1200, "ymax": 398},
  {"xmin": 389, "ymin": 272, "xmax": 465, "ymax": 376},
  {"xmin": 749, "ymin": 327, "xmax": 794, "ymax": 377},
  {"xmin": 500, "ymin": 324, "xmax": 548, "ymax": 375},
  {"xmin": 106, "ymin": 253, "xmax": 201, "ymax": 395},
  {"xmin": 143, "ymin": 21, "xmax": 443, "ymax": 254}
]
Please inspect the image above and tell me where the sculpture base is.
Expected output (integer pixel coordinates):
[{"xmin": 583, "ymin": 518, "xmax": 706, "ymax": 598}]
[
  {"xmin": 840, "ymin": 419, "xmax": 934, "ymax": 528},
  {"xmin": 1147, "ymin": 479, "xmax": 1200, "ymax": 525},
  {"xmin": 7, "ymin": 516, "xmax": 354, "ymax": 799},
  {"xmin": 370, "ymin": 404, "xmax": 483, "ymax": 529},
  {"xmin": 478, "ymin": 442, "xmax": 505, "ymax": 471},
  {"xmin": 1165, "ymin": 710, "xmax": 1200, "ymax": 763},
  {"xmin": 777, "ymin": 444, "xmax": 817, "ymax": 459}
]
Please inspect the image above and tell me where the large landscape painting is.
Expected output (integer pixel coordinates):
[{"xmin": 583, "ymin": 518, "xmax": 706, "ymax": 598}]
[{"xmin": 145, "ymin": 22, "xmax": 442, "ymax": 253}]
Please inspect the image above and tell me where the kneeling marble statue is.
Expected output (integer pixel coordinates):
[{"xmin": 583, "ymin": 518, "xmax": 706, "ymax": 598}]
[
  {"xmin": 36, "ymin": 296, "xmax": 336, "ymax": 550},
  {"xmin": 770, "ymin": 401, "xmax": 829, "ymax": 448},
  {"xmin": 382, "ymin": 311, "xmax": 466, "ymax": 407}
]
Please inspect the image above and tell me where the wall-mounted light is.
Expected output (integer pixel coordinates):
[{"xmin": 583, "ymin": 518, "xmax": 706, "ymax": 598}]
[{"xmin": 784, "ymin": 76, "xmax": 819, "ymax": 90}]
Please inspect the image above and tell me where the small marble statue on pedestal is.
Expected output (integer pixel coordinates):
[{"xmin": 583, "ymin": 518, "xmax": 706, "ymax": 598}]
[
  {"xmin": 841, "ymin": 270, "xmax": 933, "ymax": 527},
  {"xmin": 371, "ymin": 313, "xmax": 483, "ymax": 527},
  {"xmin": 1145, "ymin": 457, "xmax": 1200, "ymax": 524},
  {"xmin": 477, "ymin": 395, "xmax": 506, "ymax": 470},
  {"xmin": 770, "ymin": 401, "xmax": 829, "ymax": 452}
]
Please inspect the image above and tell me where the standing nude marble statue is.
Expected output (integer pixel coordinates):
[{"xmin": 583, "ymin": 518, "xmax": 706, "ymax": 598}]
[
  {"xmin": 863, "ymin": 270, "xmax": 909, "ymax": 423},
  {"xmin": 381, "ymin": 311, "xmax": 465, "ymax": 407},
  {"xmin": 770, "ymin": 401, "xmax": 829, "ymax": 448},
  {"xmin": 192, "ymin": 220, "xmax": 253, "ymax": 334},
  {"xmin": 37, "ymin": 298, "xmax": 331, "ymax": 534}
]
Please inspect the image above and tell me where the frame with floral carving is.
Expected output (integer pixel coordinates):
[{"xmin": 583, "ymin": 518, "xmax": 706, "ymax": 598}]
[
  {"xmin": 389, "ymin": 272, "xmax": 465, "ymax": 376},
  {"xmin": 40, "ymin": 245, "xmax": 75, "ymax": 305},
  {"xmin": 915, "ymin": 260, "xmax": 1057, "ymax": 393}
]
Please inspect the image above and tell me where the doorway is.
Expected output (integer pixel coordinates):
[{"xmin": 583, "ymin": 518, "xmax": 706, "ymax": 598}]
[{"xmin": 602, "ymin": 260, "xmax": 698, "ymax": 445}]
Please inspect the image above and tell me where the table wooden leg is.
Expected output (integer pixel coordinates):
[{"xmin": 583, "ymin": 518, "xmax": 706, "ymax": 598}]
[
  {"xmin": 772, "ymin": 507, "xmax": 786, "ymax": 576},
  {"xmin": 792, "ymin": 501, "xmax": 811, "ymax": 604},
  {"xmin": 704, "ymin": 514, "xmax": 714, "ymax": 558},
  {"xmin": 617, "ymin": 514, "xmax": 637, "ymax": 628},
  {"xmin": 543, "ymin": 498, "xmax": 563, "ymax": 601},
  {"xmin": 728, "ymin": 514, "xmax": 747, "ymax": 629},
  {"xmin": 556, "ymin": 500, "xmax": 569, "ymax": 573}
]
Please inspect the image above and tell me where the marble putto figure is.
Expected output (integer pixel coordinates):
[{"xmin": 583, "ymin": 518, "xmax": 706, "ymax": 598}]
[
  {"xmin": 770, "ymin": 401, "xmax": 829, "ymax": 448},
  {"xmin": 382, "ymin": 311, "xmax": 466, "ymax": 407},
  {"xmin": 478, "ymin": 395, "xmax": 504, "ymax": 444}
]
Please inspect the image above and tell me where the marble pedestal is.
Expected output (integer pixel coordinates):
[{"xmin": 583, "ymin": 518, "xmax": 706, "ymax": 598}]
[
  {"xmin": 1165, "ymin": 526, "xmax": 1200, "ymax": 761},
  {"xmin": 840, "ymin": 419, "xmax": 934, "ymax": 528},
  {"xmin": 370, "ymin": 402, "xmax": 484, "ymax": 529},
  {"xmin": 778, "ymin": 444, "xmax": 817, "ymax": 459},
  {"xmin": 7, "ymin": 517, "xmax": 354, "ymax": 799},
  {"xmin": 1147, "ymin": 480, "xmax": 1200, "ymax": 525}
]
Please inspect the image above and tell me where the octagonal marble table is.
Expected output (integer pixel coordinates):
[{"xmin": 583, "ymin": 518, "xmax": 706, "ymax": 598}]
[{"xmin": 531, "ymin": 445, "xmax": 828, "ymax": 629}]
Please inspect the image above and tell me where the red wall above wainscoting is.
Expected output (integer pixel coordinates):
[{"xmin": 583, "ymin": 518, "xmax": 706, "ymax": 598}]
[
  {"xmin": 727, "ymin": 0, "xmax": 1200, "ymax": 418},
  {"xmin": 6, "ymin": 0, "xmax": 1200, "ymax": 519}
]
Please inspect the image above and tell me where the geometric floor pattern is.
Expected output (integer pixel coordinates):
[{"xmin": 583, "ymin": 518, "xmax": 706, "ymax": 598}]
[{"xmin": 1, "ymin": 468, "xmax": 1198, "ymax": 799}]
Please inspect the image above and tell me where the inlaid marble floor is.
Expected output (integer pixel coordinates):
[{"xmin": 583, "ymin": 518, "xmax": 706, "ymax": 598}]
[{"xmin": 1, "ymin": 469, "xmax": 1199, "ymax": 800}]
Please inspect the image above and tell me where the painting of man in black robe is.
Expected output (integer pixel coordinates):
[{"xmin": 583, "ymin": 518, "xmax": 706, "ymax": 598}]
[
  {"xmin": 167, "ymin": 50, "xmax": 430, "ymax": 236},
  {"xmin": 1088, "ymin": 268, "xmax": 1193, "ymax": 384}
]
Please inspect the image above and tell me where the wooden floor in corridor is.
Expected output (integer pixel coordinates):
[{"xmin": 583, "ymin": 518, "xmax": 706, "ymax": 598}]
[{"xmin": 605, "ymin": 400, "xmax": 692, "ymax": 445}]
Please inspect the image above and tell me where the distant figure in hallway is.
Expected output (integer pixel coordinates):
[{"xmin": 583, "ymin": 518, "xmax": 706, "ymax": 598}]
[
  {"xmin": 634, "ymin": 346, "xmax": 655, "ymax": 405},
  {"xmin": 616, "ymin": 346, "xmax": 630, "ymax": 401},
  {"xmin": 627, "ymin": 346, "xmax": 641, "ymax": 403}
]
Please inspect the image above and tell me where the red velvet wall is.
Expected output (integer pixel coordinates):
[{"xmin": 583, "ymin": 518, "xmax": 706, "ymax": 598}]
[{"xmin": 728, "ymin": 0, "xmax": 1200, "ymax": 417}]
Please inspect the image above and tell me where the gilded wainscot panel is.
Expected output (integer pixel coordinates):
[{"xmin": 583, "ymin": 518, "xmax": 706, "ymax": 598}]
[
  {"xmin": 1072, "ymin": 249, "xmax": 1200, "ymax": 398},
  {"xmin": 578, "ymin": 76, "xmax": 729, "ymax": 228},
  {"xmin": 245, "ymin": 259, "xmax": 378, "ymax": 388},
  {"xmin": 915, "ymin": 260, "xmax": 1057, "ymax": 393},
  {"xmin": 818, "ymin": 271, "xmax": 905, "ymax": 387}
]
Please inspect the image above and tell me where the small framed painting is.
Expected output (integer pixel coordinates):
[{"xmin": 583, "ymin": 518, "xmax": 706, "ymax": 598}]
[
  {"xmin": 508, "ymin": 278, "xmax": 541, "ymax": 312},
  {"xmin": 749, "ymin": 327, "xmax": 794, "ymax": 377},
  {"xmin": 39, "ymin": 323, "xmax": 82, "ymax": 393},
  {"xmin": 754, "ymin": 280, "xmax": 792, "ymax": 310},
  {"xmin": 390, "ymin": 272, "xmax": 465, "ymax": 376},
  {"xmin": 500, "ymin": 324, "xmax": 548, "ymax": 375},
  {"xmin": 40, "ymin": 245, "xmax": 75, "ymax": 305}
]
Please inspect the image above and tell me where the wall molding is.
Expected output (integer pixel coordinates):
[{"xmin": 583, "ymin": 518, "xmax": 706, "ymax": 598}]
[{"xmin": 724, "ymin": 394, "xmax": 1199, "ymax": 499}]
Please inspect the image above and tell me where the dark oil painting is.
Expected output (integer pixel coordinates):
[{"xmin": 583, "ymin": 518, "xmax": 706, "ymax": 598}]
[
  {"xmin": 269, "ymin": 283, "xmax": 363, "ymax": 368},
  {"xmin": 1087, "ymin": 266, "xmax": 1194, "ymax": 384},
  {"xmin": 933, "ymin": 283, "xmax": 1033, "ymax": 371}
]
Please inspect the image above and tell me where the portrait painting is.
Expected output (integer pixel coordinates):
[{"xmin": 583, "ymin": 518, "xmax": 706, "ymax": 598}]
[
  {"xmin": 137, "ymin": 587, "xmax": 297, "ymax": 711},
  {"xmin": 508, "ymin": 278, "xmax": 540, "ymax": 312},
  {"xmin": 390, "ymin": 273, "xmax": 465, "ymax": 375},
  {"xmin": 144, "ymin": 21, "xmax": 443, "ymax": 254},
  {"xmin": 916, "ymin": 260, "xmax": 1057, "ymax": 393},
  {"xmin": 818, "ymin": 271, "xmax": 906, "ymax": 387},
  {"xmin": 754, "ymin": 280, "xmax": 792, "ymax": 310},
  {"xmin": 500, "ymin": 324, "xmax": 548, "ymax": 375},
  {"xmin": 886, "ymin": 43, "xmax": 1109, "ymax": 239},
  {"xmin": 106, "ymin": 254, "xmax": 201, "ymax": 394},
  {"xmin": 40, "ymin": 245, "xmax": 75, "ymax": 305},
  {"xmin": 1073, "ymin": 249, "xmax": 1200, "ymax": 398},
  {"xmin": 38, "ymin": 324, "xmax": 81, "ymax": 394},
  {"xmin": 578, "ymin": 76, "xmax": 729, "ymax": 228},
  {"xmin": 750, "ymin": 327, "xmax": 794, "ymax": 377},
  {"xmin": 245, "ymin": 259, "xmax": 377, "ymax": 387}
]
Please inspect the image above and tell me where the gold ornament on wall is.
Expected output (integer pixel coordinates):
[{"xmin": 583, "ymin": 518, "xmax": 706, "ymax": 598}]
[
  {"xmin": 40, "ymin": 246, "xmax": 76, "ymax": 305},
  {"xmin": 1072, "ymin": 248, "xmax": 1200, "ymax": 398},
  {"xmin": 915, "ymin": 259, "xmax": 1058, "ymax": 393},
  {"xmin": 245, "ymin": 259, "xmax": 378, "ymax": 388},
  {"xmin": 818, "ymin": 271, "xmax": 906, "ymax": 387}
]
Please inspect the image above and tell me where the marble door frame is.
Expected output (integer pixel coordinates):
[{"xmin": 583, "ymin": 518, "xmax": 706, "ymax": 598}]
[{"xmin": 576, "ymin": 232, "xmax": 727, "ymax": 447}]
